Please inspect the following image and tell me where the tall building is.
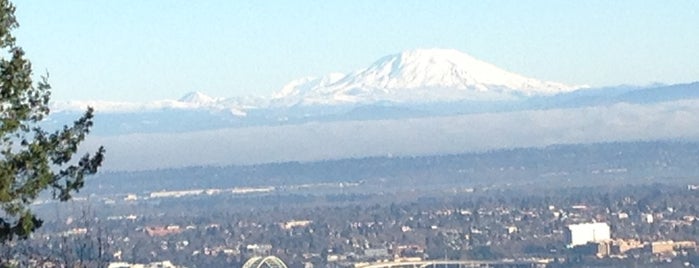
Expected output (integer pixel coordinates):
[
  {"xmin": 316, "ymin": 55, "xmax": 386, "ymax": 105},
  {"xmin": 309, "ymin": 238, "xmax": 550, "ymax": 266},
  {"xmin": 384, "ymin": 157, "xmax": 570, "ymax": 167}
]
[{"xmin": 565, "ymin": 222, "xmax": 611, "ymax": 246}]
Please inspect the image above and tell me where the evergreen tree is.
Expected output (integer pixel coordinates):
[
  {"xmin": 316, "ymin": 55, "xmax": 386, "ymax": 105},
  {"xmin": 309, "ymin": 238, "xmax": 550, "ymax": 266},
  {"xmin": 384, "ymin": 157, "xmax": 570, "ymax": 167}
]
[{"xmin": 0, "ymin": 0, "xmax": 104, "ymax": 242}]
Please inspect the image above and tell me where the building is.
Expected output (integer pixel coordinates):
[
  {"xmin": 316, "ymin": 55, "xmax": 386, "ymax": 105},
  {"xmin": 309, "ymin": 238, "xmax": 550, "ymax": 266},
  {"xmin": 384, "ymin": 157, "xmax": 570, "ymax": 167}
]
[
  {"xmin": 145, "ymin": 225, "xmax": 182, "ymax": 237},
  {"xmin": 107, "ymin": 261, "xmax": 177, "ymax": 268},
  {"xmin": 610, "ymin": 239, "xmax": 644, "ymax": 254},
  {"xmin": 246, "ymin": 244, "xmax": 273, "ymax": 255},
  {"xmin": 572, "ymin": 241, "xmax": 611, "ymax": 257},
  {"xmin": 565, "ymin": 222, "xmax": 610, "ymax": 247},
  {"xmin": 647, "ymin": 240, "xmax": 698, "ymax": 255},
  {"xmin": 281, "ymin": 220, "xmax": 312, "ymax": 230}
]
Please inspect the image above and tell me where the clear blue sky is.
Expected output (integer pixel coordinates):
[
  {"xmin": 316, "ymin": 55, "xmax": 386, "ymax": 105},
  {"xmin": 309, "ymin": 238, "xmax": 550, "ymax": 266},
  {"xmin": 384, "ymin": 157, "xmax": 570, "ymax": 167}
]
[{"xmin": 13, "ymin": 1, "xmax": 699, "ymax": 102}]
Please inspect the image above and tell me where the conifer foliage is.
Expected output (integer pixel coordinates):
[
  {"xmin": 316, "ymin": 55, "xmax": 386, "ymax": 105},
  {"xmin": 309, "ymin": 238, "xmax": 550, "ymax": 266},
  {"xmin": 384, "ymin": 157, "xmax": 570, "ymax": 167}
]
[{"xmin": 0, "ymin": 0, "xmax": 104, "ymax": 242}]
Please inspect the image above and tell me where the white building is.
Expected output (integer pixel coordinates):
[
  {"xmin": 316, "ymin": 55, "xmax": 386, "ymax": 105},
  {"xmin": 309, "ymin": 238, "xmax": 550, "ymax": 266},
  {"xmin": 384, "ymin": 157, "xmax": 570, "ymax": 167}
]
[
  {"xmin": 565, "ymin": 222, "xmax": 610, "ymax": 246},
  {"xmin": 107, "ymin": 261, "xmax": 177, "ymax": 268}
]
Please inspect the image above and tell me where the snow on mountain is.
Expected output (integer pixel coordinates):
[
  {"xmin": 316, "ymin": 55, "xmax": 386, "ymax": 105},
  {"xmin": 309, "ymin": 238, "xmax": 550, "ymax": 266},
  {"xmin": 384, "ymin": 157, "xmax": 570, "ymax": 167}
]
[
  {"xmin": 52, "ymin": 92, "xmax": 249, "ymax": 117},
  {"xmin": 52, "ymin": 48, "xmax": 587, "ymax": 114},
  {"xmin": 51, "ymin": 100, "xmax": 183, "ymax": 113},
  {"xmin": 273, "ymin": 73, "xmax": 346, "ymax": 98},
  {"xmin": 272, "ymin": 48, "xmax": 584, "ymax": 106},
  {"xmin": 179, "ymin": 91, "xmax": 219, "ymax": 104}
]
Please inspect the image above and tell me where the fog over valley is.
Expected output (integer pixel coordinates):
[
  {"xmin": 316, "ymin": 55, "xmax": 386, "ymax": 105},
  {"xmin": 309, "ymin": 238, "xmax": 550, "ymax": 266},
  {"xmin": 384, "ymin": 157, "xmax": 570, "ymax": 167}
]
[{"xmin": 74, "ymin": 97, "xmax": 699, "ymax": 171}]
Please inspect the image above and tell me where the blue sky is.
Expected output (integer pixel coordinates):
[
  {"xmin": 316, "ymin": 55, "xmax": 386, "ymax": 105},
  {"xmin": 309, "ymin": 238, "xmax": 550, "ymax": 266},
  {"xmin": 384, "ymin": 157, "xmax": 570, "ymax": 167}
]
[{"xmin": 13, "ymin": 1, "xmax": 699, "ymax": 102}]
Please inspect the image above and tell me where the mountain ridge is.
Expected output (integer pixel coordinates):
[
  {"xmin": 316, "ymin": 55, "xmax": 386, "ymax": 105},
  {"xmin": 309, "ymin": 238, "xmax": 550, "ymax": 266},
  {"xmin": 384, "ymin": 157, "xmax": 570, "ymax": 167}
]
[{"xmin": 53, "ymin": 48, "xmax": 588, "ymax": 113}]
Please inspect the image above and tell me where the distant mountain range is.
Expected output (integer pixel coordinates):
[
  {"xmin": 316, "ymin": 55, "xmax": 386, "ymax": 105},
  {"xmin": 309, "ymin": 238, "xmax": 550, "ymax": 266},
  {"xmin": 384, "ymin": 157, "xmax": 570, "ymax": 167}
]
[
  {"xmin": 52, "ymin": 48, "xmax": 582, "ymax": 113},
  {"xmin": 47, "ymin": 48, "xmax": 699, "ymax": 138}
]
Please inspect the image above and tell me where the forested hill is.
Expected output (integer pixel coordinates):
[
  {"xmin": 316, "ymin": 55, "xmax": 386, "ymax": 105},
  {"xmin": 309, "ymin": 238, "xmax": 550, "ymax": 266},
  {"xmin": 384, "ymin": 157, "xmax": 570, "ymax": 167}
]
[{"xmin": 87, "ymin": 140, "xmax": 699, "ymax": 195}]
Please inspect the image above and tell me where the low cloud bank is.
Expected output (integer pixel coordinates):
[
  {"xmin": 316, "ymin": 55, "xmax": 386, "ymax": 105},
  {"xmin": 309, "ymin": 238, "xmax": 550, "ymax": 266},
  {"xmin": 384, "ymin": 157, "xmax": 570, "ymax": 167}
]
[{"xmin": 83, "ymin": 100, "xmax": 699, "ymax": 171}]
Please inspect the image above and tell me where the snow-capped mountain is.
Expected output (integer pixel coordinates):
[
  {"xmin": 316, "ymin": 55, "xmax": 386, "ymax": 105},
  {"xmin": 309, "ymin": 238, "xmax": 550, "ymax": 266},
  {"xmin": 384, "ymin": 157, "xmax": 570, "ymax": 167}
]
[
  {"xmin": 53, "ymin": 49, "xmax": 585, "ymax": 114},
  {"xmin": 52, "ymin": 91, "xmax": 248, "ymax": 117},
  {"xmin": 272, "ymin": 48, "xmax": 583, "ymax": 106},
  {"xmin": 179, "ymin": 91, "xmax": 219, "ymax": 105}
]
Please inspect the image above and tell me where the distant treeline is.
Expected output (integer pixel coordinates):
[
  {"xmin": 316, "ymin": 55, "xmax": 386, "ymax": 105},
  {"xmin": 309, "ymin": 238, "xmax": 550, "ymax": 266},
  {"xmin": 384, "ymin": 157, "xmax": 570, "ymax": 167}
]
[{"xmin": 87, "ymin": 140, "xmax": 699, "ymax": 195}]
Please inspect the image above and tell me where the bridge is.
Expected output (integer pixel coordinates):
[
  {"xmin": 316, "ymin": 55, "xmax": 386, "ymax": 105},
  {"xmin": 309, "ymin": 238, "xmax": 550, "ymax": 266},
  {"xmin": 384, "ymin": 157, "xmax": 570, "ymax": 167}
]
[
  {"xmin": 242, "ymin": 255, "xmax": 289, "ymax": 268},
  {"xmin": 355, "ymin": 260, "xmax": 547, "ymax": 268}
]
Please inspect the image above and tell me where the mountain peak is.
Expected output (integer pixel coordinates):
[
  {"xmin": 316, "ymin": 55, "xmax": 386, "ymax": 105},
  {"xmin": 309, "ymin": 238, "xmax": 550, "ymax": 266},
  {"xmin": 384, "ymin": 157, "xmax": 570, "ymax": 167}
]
[
  {"xmin": 273, "ymin": 48, "xmax": 581, "ymax": 106},
  {"xmin": 394, "ymin": 48, "xmax": 478, "ymax": 63},
  {"xmin": 179, "ymin": 91, "xmax": 216, "ymax": 104},
  {"xmin": 365, "ymin": 48, "xmax": 507, "ymax": 90}
]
